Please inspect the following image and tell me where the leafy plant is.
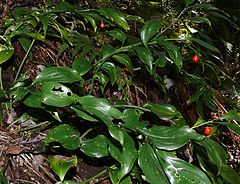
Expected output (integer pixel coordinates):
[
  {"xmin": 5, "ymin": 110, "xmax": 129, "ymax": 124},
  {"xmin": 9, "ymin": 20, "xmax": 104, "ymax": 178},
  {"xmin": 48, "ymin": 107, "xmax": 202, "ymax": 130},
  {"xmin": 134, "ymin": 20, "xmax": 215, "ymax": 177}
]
[{"xmin": 1, "ymin": 0, "xmax": 240, "ymax": 183}]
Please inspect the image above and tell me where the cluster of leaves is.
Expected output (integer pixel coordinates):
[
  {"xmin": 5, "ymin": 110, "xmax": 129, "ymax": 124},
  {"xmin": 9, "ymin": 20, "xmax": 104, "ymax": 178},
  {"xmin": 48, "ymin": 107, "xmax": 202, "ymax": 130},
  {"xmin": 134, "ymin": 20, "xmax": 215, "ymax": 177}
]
[{"xmin": 0, "ymin": 0, "xmax": 240, "ymax": 184}]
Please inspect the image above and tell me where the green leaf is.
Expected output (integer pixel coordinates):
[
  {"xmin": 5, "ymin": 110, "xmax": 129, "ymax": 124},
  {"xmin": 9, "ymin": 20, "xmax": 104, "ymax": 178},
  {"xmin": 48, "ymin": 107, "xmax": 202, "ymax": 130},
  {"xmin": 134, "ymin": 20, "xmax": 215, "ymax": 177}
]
[
  {"xmin": 79, "ymin": 95, "xmax": 122, "ymax": 119},
  {"xmin": 220, "ymin": 110, "xmax": 240, "ymax": 122},
  {"xmin": 192, "ymin": 118, "xmax": 206, "ymax": 128},
  {"xmin": 189, "ymin": 17, "xmax": 211, "ymax": 27},
  {"xmin": 143, "ymin": 101, "xmax": 181, "ymax": 120},
  {"xmin": 44, "ymin": 124, "xmax": 80, "ymax": 150},
  {"xmin": 70, "ymin": 106, "xmax": 98, "ymax": 122},
  {"xmin": 135, "ymin": 46, "xmax": 153, "ymax": 74},
  {"xmin": 98, "ymin": 8, "xmax": 130, "ymax": 30},
  {"xmin": 80, "ymin": 135, "xmax": 109, "ymax": 158},
  {"xmin": 108, "ymin": 29, "xmax": 126, "ymax": 44},
  {"xmin": 109, "ymin": 132, "xmax": 138, "ymax": 181},
  {"xmin": 215, "ymin": 122, "xmax": 240, "ymax": 135},
  {"xmin": 41, "ymin": 82, "xmax": 76, "ymax": 107},
  {"xmin": 0, "ymin": 44, "xmax": 14, "ymax": 64},
  {"xmin": 84, "ymin": 15, "xmax": 97, "ymax": 32},
  {"xmin": 197, "ymin": 137, "xmax": 227, "ymax": 174},
  {"xmin": 191, "ymin": 37, "xmax": 219, "ymax": 53},
  {"xmin": 158, "ymin": 150, "xmax": 212, "ymax": 184},
  {"xmin": 220, "ymin": 164, "xmax": 240, "ymax": 184},
  {"xmin": 121, "ymin": 109, "xmax": 147, "ymax": 130},
  {"xmin": 142, "ymin": 125, "xmax": 205, "ymax": 150},
  {"xmin": 72, "ymin": 57, "xmax": 92, "ymax": 76},
  {"xmin": 51, "ymin": 1, "xmax": 75, "ymax": 13},
  {"xmin": 18, "ymin": 37, "xmax": 32, "ymax": 53},
  {"xmin": 0, "ymin": 88, "xmax": 5, "ymax": 100},
  {"xmin": 0, "ymin": 171, "xmax": 8, "ymax": 184},
  {"xmin": 157, "ymin": 38, "xmax": 183, "ymax": 68},
  {"xmin": 188, "ymin": 86, "xmax": 205, "ymax": 103},
  {"xmin": 102, "ymin": 116, "xmax": 124, "ymax": 145},
  {"xmin": 24, "ymin": 92, "xmax": 43, "ymax": 108},
  {"xmin": 185, "ymin": 0, "xmax": 195, "ymax": 6},
  {"xmin": 33, "ymin": 67, "xmax": 84, "ymax": 84},
  {"xmin": 140, "ymin": 19, "xmax": 163, "ymax": 48},
  {"xmin": 154, "ymin": 54, "xmax": 168, "ymax": 68},
  {"xmin": 12, "ymin": 87, "xmax": 30, "ymax": 101},
  {"xmin": 101, "ymin": 62, "xmax": 118, "ymax": 85},
  {"xmin": 50, "ymin": 155, "xmax": 77, "ymax": 182},
  {"xmin": 109, "ymin": 166, "xmax": 132, "ymax": 184},
  {"xmin": 112, "ymin": 54, "xmax": 134, "ymax": 73},
  {"xmin": 138, "ymin": 144, "xmax": 170, "ymax": 184},
  {"xmin": 93, "ymin": 72, "xmax": 109, "ymax": 93}
]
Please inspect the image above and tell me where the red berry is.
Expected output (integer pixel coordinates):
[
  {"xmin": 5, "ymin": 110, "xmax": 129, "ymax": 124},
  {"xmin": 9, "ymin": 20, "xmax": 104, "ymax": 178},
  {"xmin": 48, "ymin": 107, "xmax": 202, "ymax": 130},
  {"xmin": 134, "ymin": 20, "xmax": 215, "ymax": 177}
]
[
  {"xmin": 204, "ymin": 127, "xmax": 212, "ymax": 136},
  {"xmin": 125, "ymin": 67, "xmax": 129, "ymax": 72},
  {"xmin": 100, "ymin": 21, "xmax": 105, "ymax": 29},
  {"xmin": 192, "ymin": 55, "xmax": 200, "ymax": 63},
  {"xmin": 164, "ymin": 120, "xmax": 171, "ymax": 123}
]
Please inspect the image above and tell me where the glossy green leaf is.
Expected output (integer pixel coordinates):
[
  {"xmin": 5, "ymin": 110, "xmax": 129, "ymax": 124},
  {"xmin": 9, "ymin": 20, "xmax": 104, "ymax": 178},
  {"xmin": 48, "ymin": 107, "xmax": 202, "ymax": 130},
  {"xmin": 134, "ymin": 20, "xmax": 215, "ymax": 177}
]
[
  {"xmin": 63, "ymin": 180, "xmax": 79, "ymax": 184},
  {"xmin": 44, "ymin": 124, "xmax": 80, "ymax": 150},
  {"xmin": 135, "ymin": 46, "xmax": 153, "ymax": 74},
  {"xmin": 189, "ymin": 17, "xmax": 211, "ymax": 27},
  {"xmin": 79, "ymin": 95, "xmax": 122, "ymax": 119},
  {"xmin": 101, "ymin": 45, "xmax": 116, "ymax": 61},
  {"xmin": 70, "ymin": 106, "xmax": 98, "ymax": 122},
  {"xmin": 23, "ymin": 92, "xmax": 43, "ymax": 108},
  {"xmin": 197, "ymin": 137, "xmax": 227, "ymax": 174},
  {"xmin": 102, "ymin": 116, "xmax": 124, "ymax": 145},
  {"xmin": 192, "ymin": 118, "xmax": 206, "ymax": 128},
  {"xmin": 143, "ymin": 101, "xmax": 181, "ymax": 120},
  {"xmin": 112, "ymin": 54, "xmax": 134, "ymax": 73},
  {"xmin": 84, "ymin": 15, "xmax": 97, "ymax": 32},
  {"xmin": 41, "ymin": 82, "xmax": 76, "ymax": 107},
  {"xmin": 12, "ymin": 87, "xmax": 29, "ymax": 101},
  {"xmin": 121, "ymin": 109, "xmax": 147, "ymax": 130},
  {"xmin": 50, "ymin": 155, "xmax": 77, "ymax": 182},
  {"xmin": 101, "ymin": 62, "xmax": 118, "ymax": 85},
  {"xmin": 18, "ymin": 37, "xmax": 32, "ymax": 53},
  {"xmin": 158, "ymin": 151, "xmax": 212, "ymax": 184},
  {"xmin": 80, "ymin": 135, "xmax": 109, "ymax": 158},
  {"xmin": 98, "ymin": 8, "xmax": 130, "ymax": 30},
  {"xmin": 154, "ymin": 54, "xmax": 168, "ymax": 67},
  {"xmin": 109, "ymin": 132, "xmax": 138, "ymax": 181},
  {"xmin": 0, "ymin": 171, "xmax": 8, "ymax": 184},
  {"xmin": 215, "ymin": 122, "xmax": 240, "ymax": 135},
  {"xmin": 93, "ymin": 72, "xmax": 109, "ymax": 93},
  {"xmin": 0, "ymin": 88, "xmax": 5, "ymax": 100},
  {"xmin": 220, "ymin": 164, "xmax": 240, "ymax": 184},
  {"xmin": 72, "ymin": 57, "xmax": 92, "ymax": 76},
  {"xmin": 109, "ymin": 165, "xmax": 132, "ymax": 184},
  {"xmin": 140, "ymin": 20, "xmax": 163, "ymax": 48},
  {"xmin": 142, "ymin": 125, "xmax": 205, "ymax": 150},
  {"xmin": 0, "ymin": 44, "xmax": 14, "ymax": 64},
  {"xmin": 125, "ymin": 15, "xmax": 144, "ymax": 23},
  {"xmin": 191, "ymin": 37, "xmax": 219, "ymax": 53},
  {"xmin": 108, "ymin": 29, "xmax": 126, "ymax": 44},
  {"xmin": 220, "ymin": 110, "xmax": 240, "ymax": 122},
  {"xmin": 138, "ymin": 144, "xmax": 170, "ymax": 184},
  {"xmin": 157, "ymin": 38, "xmax": 183, "ymax": 68},
  {"xmin": 33, "ymin": 67, "xmax": 84, "ymax": 84}
]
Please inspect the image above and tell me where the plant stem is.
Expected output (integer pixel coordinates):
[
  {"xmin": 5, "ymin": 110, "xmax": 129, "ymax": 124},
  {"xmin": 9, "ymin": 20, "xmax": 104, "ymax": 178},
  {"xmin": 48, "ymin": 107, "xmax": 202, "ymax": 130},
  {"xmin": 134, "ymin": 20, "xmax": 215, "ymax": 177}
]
[
  {"xmin": 79, "ymin": 168, "xmax": 108, "ymax": 184},
  {"xmin": 113, "ymin": 104, "xmax": 150, "ymax": 112},
  {"xmin": 157, "ymin": 5, "xmax": 193, "ymax": 37},
  {"xmin": 13, "ymin": 38, "xmax": 36, "ymax": 84}
]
